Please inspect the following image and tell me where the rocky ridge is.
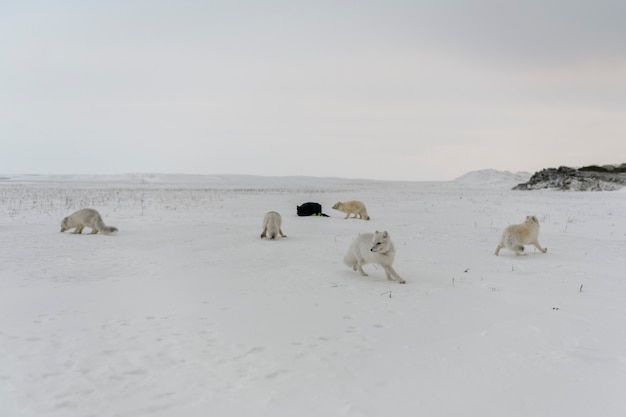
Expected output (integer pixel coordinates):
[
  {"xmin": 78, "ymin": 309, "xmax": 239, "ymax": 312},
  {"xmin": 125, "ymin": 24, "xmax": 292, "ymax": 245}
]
[{"xmin": 513, "ymin": 164, "xmax": 626, "ymax": 191}]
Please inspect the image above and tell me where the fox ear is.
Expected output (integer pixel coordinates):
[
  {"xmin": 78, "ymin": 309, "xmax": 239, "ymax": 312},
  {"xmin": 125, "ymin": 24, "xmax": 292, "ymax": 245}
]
[{"xmin": 382, "ymin": 231, "xmax": 388, "ymax": 238}]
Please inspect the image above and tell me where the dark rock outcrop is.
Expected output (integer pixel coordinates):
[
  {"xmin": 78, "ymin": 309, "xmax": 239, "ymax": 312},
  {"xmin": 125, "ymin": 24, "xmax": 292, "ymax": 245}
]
[{"xmin": 513, "ymin": 164, "xmax": 626, "ymax": 191}]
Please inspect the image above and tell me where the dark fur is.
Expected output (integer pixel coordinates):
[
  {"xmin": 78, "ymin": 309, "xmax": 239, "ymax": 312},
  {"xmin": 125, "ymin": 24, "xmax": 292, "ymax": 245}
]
[{"xmin": 296, "ymin": 202, "xmax": 329, "ymax": 217}]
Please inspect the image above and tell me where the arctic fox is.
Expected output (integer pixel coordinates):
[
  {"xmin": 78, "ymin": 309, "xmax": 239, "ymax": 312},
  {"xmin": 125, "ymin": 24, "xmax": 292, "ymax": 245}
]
[
  {"xmin": 343, "ymin": 231, "xmax": 406, "ymax": 283},
  {"xmin": 332, "ymin": 200, "xmax": 370, "ymax": 220},
  {"xmin": 60, "ymin": 208, "xmax": 118, "ymax": 235},
  {"xmin": 495, "ymin": 215, "xmax": 547, "ymax": 256},
  {"xmin": 260, "ymin": 211, "xmax": 286, "ymax": 239}
]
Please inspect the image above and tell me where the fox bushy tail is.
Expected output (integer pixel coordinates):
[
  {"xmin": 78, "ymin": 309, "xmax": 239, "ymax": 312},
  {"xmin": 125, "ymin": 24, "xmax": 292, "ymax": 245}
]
[{"xmin": 96, "ymin": 217, "xmax": 118, "ymax": 234}]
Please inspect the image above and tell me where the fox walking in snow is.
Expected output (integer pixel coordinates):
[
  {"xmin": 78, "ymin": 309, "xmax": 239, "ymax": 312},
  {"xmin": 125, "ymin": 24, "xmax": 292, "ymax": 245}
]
[
  {"xmin": 260, "ymin": 211, "xmax": 286, "ymax": 239},
  {"xmin": 344, "ymin": 231, "xmax": 406, "ymax": 284},
  {"xmin": 495, "ymin": 215, "xmax": 547, "ymax": 256},
  {"xmin": 332, "ymin": 200, "xmax": 370, "ymax": 220},
  {"xmin": 60, "ymin": 208, "xmax": 118, "ymax": 235}
]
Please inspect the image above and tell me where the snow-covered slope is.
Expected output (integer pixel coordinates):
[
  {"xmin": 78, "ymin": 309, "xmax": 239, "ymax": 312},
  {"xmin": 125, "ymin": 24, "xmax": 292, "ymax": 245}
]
[{"xmin": 451, "ymin": 169, "xmax": 531, "ymax": 189}]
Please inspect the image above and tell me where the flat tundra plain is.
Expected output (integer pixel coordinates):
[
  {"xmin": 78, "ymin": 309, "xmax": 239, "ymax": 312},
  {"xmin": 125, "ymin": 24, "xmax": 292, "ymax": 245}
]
[{"xmin": 1, "ymin": 173, "xmax": 625, "ymax": 417}]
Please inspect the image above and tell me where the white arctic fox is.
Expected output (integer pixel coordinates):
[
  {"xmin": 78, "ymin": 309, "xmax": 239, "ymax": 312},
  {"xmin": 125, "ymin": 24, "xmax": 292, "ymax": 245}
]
[
  {"xmin": 343, "ymin": 231, "xmax": 406, "ymax": 284},
  {"xmin": 495, "ymin": 215, "xmax": 547, "ymax": 256},
  {"xmin": 60, "ymin": 208, "xmax": 118, "ymax": 235},
  {"xmin": 332, "ymin": 200, "xmax": 370, "ymax": 220},
  {"xmin": 260, "ymin": 211, "xmax": 286, "ymax": 239}
]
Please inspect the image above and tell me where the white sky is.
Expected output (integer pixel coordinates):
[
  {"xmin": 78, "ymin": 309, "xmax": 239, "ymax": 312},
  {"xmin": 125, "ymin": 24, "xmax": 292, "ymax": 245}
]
[{"xmin": 1, "ymin": 0, "xmax": 625, "ymax": 181}]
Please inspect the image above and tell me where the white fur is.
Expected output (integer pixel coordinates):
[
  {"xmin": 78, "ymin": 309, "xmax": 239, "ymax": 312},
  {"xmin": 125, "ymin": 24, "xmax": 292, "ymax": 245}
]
[
  {"xmin": 343, "ymin": 231, "xmax": 406, "ymax": 283},
  {"xmin": 60, "ymin": 208, "xmax": 117, "ymax": 235},
  {"xmin": 495, "ymin": 215, "xmax": 547, "ymax": 256},
  {"xmin": 332, "ymin": 200, "xmax": 370, "ymax": 220},
  {"xmin": 260, "ymin": 211, "xmax": 286, "ymax": 239}
]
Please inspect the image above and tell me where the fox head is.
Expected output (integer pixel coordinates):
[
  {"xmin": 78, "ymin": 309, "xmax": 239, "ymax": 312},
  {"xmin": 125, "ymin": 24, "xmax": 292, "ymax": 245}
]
[
  {"xmin": 60, "ymin": 217, "xmax": 70, "ymax": 232},
  {"xmin": 370, "ymin": 230, "xmax": 390, "ymax": 253},
  {"xmin": 525, "ymin": 215, "xmax": 540, "ymax": 226}
]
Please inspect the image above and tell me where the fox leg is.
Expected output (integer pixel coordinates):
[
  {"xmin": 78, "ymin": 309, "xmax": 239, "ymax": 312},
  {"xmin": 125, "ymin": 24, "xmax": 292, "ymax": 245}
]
[
  {"xmin": 72, "ymin": 226, "xmax": 83, "ymax": 234},
  {"xmin": 90, "ymin": 228, "xmax": 99, "ymax": 234},
  {"xmin": 355, "ymin": 261, "xmax": 368, "ymax": 276},
  {"xmin": 494, "ymin": 245, "xmax": 503, "ymax": 256},
  {"xmin": 260, "ymin": 227, "xmax": 267, "ymax": 238},
  {"xmin": 279, "ymin": 228, "xmax": 286, "ymax": 237},
  {"xmin": 383, "ymin": 265, "xmax": 406, "ymax": 284},
  {"xmin": 532, "ymin": 241, "xmax": 547, "ymax": 253}
]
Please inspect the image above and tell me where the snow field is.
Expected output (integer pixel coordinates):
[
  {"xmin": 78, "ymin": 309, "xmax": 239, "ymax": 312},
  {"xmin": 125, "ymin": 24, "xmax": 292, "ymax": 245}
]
[{"xmin": 1, "ymin": 174, "xmax": 625, "ymax": 417}]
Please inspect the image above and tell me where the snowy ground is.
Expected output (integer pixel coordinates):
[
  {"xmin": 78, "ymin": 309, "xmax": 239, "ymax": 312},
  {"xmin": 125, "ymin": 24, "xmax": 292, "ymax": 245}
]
[{"xmin": 1, "ymin": 172, "xmax": 625, "ymax": 417}]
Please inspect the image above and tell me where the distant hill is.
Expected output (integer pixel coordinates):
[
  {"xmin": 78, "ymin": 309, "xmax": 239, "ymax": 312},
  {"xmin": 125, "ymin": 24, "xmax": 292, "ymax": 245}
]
[
  {"xmin": 452, "ymin": 170, "xmax": 531, "ymax": 188},
  {"xmin": 513, "ymin": 164, "xmax": 626, "ymax": 191}
]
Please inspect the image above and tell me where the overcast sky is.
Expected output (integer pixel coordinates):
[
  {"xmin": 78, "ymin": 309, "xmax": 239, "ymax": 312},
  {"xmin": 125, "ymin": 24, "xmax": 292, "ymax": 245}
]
[{"xmin": 1, "ymin": 1, "xmax": 625, "ymax": 181}]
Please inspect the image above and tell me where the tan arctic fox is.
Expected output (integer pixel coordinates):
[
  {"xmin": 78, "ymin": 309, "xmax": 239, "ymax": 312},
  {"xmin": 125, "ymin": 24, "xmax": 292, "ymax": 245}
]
[
  {"xmin": 332, "ymin": 200, "xmax": 370, "ymax": 220},
  {"xmin": 60, "ymin": 208, "xmax": 118, "ymax": 235},
  {"xmin": 260, "ymin": 211, "xmax": 286, "ymax": 239},
  {"xmin": 343, "ymin": 231, "xmax": 406, "ymax": 283},
  {"xmin": 495, "ymin": 215, "xmax": 547, "ymax": 256}
]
